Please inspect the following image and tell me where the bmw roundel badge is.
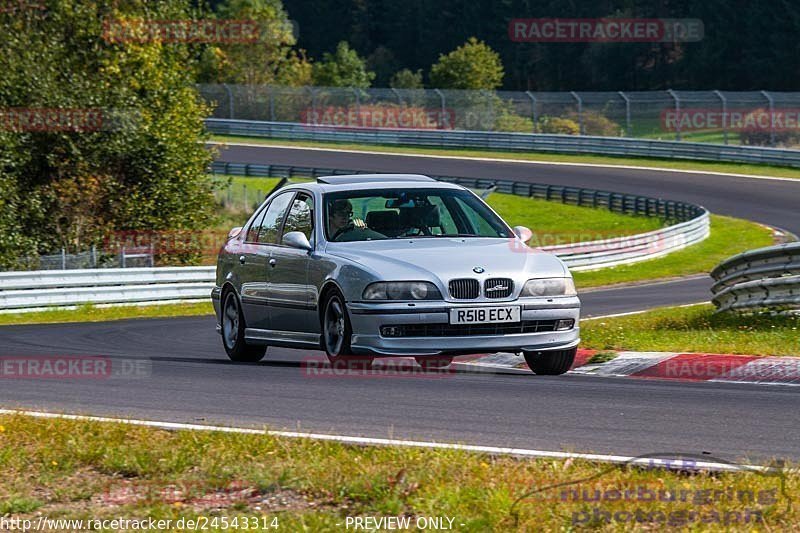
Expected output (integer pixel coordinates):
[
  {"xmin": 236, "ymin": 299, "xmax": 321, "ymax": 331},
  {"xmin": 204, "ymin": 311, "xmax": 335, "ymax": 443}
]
[{"xmin": 473, "ymin": 267, "xmax": 485, "ymax": 273}]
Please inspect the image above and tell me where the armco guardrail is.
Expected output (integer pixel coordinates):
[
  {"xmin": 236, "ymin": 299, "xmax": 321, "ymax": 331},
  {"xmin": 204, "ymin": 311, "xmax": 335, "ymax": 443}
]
[
  {"xmin": 0, "ymin": 267, "xmax": 215, "ymax": 311},
  {"xmin": 211, "ymin": 161, "xmax": 710, "ymax": 272},
  {"xmin": 711, "ymin": 242, "xmax": 800, "ymax": 312},
  {"xmin": 2, "ymin": 170, "xmax": 709, "ymax": 311},
  {"xmin": 206, "ymin": 119, "xmax": 800, "ymax": 167}
]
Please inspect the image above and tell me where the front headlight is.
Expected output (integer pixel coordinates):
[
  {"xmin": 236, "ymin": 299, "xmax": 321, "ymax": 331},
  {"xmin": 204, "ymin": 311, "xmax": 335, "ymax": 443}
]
[
  {"xmin": 520, "ymin": 277, "xmax": 577, "ymax": 297},
  {"xmin": 363, "ymin": 281, "xmax": 443, "ymax": 301}
]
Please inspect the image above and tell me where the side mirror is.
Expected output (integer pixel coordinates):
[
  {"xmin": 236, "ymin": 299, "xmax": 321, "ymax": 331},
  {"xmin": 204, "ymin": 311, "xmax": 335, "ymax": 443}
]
[
  {"xmin": 513, "ymin": 225, "xmax": 533, "ymax": 243},
  {"xmin": 227, "ymin": 227, "xmax": 243, "ymax": 240},
  {"xmin": 282, "ymin": 231, "xmax": 313, "ymax": 251}
]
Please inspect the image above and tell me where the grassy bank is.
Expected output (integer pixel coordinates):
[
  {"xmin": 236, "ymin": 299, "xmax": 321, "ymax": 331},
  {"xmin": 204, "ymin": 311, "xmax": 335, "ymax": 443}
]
[
  {"xmin": 0, "ymin": 302, "xmax": 214, "ymax": 327},
  {"xmin": 581, "ymin": 304, "xmax": 800, "ymax": 356},
  {"xmin": 0, "ymin": 414, "xmax": 796, "ymax": 530},
  {"xmin": 211, "ymin": 135, "xmax": 800, "ymax": 180}
]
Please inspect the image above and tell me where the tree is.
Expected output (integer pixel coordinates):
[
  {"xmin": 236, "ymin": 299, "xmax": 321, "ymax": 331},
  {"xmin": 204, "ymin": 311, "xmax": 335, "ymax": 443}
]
[
  {"xmin": 429, "ymin": 37, "xmax": 504, "ymax": 90},
  {"xmin": 199, "ymin": 0, "xmax": 311, "ymax": 86},
  {"xmin": 390, "ymin": 69, "xmax": 424, "ymax": 89},
  {"xmin": 0, "ymin": 0, "xmax": 217, "ymax": 266},
  {"xmin": 311, "ymin": 41, "xmax": 375, "ymax": 88}
]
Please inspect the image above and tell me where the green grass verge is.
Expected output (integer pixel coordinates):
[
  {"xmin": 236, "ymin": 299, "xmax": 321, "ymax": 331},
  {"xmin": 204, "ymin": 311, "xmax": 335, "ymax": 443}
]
[
  {"xmin": 0, "ymin": 302, "xmax": 214, "ymax": 327},
  {"xmin": 211, "ymin": 134, "xmax": 800, "ymax": 180},
  {"xmin": 581, "ymin": 304, "xmax": 800, "ymax": 356},
  {"xmin": 485, "ymin": 192, "xmax": 663, "ymax": 241},
  {"xmin": 573, "ymin": 215, "xmax": 775, "ymax": 289},
  {"xmin": 0, "ymin": 414, "xmax": 796, "ymax": 529}
]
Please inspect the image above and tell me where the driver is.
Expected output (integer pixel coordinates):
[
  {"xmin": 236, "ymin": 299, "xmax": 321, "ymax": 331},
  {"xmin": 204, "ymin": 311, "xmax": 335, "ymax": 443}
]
[{"xmin": 328, "ymin": 199, "xmax": 385, "ymax": 241}]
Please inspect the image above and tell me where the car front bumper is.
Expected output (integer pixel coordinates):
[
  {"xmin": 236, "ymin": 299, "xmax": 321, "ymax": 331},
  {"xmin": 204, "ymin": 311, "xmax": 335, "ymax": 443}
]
[{"xmin": 347, "ymin": 297, "xmax": 580, "ymax": 356}]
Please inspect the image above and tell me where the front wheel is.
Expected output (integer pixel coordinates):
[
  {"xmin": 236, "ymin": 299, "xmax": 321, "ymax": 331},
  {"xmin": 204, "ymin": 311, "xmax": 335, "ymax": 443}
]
[
  {"xmin": 221, "ymin": 290, "xmax": 266, "ymax": 362},
  {"xmin": 322, "ymin": 290, "xmax": 373, "ymax": 369},
  {"xmin": 523, "ymin": 348, "xmax": 576, "ymax": 375}
]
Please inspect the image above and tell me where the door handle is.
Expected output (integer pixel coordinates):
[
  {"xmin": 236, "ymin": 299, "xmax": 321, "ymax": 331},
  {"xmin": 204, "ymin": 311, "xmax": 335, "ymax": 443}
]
[
  {"xmin": 239, "ymin": 255, "xmax": 246, "ymax": 264},
  {"xmin": 269, "ymin": 258, "xmax": 277, "ymax": 267}
]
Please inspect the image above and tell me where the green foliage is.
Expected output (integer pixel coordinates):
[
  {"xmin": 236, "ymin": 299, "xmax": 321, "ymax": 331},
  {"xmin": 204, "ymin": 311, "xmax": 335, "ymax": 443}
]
[
  {"xmin": 535, "ymin": 116, "xmax": 580, "ymax": 135},
  {"xmin": 311, "ymin": 41, "xmax": 375, "ymax": 88},
  {"xmin": 739, "ymin": 108, "xmax": 800, "ymax": 147},
  {"xmin": 0, "ymin": 0, "xmax": 217, "ymax": 266},
  {"xmin": 568, "ymin": 110, "xmax": 622, "ymax": 136},
  {"xmin": 390, "ymin": 68, "xmax": 424, "ymax": 89},
  {"xmin": 429, "ymin": 37, "xmax": 504, "ymax": 90},
  {"xmin": 199, "ymin": 0, "xmax": 311, "ymax": 86}
]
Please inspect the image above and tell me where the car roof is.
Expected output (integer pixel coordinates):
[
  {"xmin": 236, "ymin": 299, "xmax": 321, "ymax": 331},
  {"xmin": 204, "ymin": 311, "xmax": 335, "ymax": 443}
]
[
  {"xmin": 316, "ymin": 174, "xmax": 435, "ymax": 185},
  {"xmin": 278, "ymin": 175, "xmax": 466, "ymax": 194}
]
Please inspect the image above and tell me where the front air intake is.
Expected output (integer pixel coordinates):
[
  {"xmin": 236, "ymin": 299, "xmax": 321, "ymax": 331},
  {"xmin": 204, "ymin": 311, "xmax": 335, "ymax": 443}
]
[{"xmin": 449, "ymin": 278, "xmax": 480, "ymax": 299}]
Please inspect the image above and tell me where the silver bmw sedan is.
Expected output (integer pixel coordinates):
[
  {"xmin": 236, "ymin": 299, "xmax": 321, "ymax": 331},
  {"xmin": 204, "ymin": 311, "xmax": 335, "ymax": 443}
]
[{"xmin": 212, "ymin": 174, "xmax": 580, "ymax": 375}]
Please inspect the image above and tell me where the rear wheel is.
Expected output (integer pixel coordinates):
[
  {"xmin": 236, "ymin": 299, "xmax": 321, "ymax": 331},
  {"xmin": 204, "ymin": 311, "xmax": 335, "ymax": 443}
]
[
  {"xmin": 221, "ymin": 290, "xmax": 266, "ymax": 362},
  {"xmin": 523, "ymin": 348, "xmax": 576, "ymax": 375},
  {"xmin": 415, "ymin": 356, "xmax": 453, "ymax": 370},
  {"xmin": 322, "ymin": 290, "xmax": 373, "ymax": 369}
]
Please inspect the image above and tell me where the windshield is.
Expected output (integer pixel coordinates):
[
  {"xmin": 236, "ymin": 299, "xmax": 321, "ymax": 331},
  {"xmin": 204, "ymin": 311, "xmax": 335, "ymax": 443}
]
[{"xmin": 324, "ymin": 188, "xmax": 511, "ymax": 242}]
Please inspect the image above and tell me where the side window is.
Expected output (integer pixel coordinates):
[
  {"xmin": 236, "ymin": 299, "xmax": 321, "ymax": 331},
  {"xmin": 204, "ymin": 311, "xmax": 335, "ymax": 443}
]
[
  {"xmin": 258, "ymin": 192, "xmax": 294, "ymax": 244},
  {"xmin": 246, "ymin": 204, "xmax": 269, "ymax": 243},
  {"xmin": 283, "ymin": 193, "xmax": 314, "ymax": 241}
]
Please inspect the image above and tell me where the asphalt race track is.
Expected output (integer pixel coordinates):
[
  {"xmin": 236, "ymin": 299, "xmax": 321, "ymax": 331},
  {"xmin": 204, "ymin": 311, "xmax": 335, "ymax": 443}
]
[
  {"xmin": 2, "ymin": 314, "xmax": 800, "ymax": 462},
  {"xmin": 2, "ymin": 145, "xmax": 800, "ymax": 462}
]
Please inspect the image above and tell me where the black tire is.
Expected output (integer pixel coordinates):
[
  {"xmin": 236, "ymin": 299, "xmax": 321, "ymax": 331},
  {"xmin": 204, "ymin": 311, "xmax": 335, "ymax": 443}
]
[
  {"xmin": 415, "ymin": 356, "xmax": 453, "ymax": 369},
  {"xmin": 523, "ymin": 348, "xmax": 577, "ymax": 375},
  {"xmin": 221, "ymin": 290, "xmax": 266, "ymax": 363},
  {"xmin": 321, "ymin": 290, "xmax": 373, "ymax": 369}
]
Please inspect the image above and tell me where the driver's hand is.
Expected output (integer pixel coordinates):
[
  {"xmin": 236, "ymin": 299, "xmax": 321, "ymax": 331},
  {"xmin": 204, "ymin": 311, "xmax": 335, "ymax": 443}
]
[{"xmin": 352, "ymin": 217, "xmax": 366, "ymax": 229}]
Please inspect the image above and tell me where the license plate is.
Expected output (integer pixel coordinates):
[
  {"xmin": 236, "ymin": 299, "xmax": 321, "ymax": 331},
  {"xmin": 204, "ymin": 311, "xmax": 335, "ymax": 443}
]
[{"xmin": 449, "ymin": 306, "xmax": 521, "ymax": 325}]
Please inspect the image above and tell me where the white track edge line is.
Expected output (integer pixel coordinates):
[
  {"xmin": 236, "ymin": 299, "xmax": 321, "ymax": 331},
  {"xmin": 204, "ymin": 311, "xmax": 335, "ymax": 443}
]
[
  {"xmin": 0, "ymin": 408, "xmax": 772, "ymax": 473},
  {"xmin": 209, "ymin": 141, "xmax": 800, "ymax": 184}
]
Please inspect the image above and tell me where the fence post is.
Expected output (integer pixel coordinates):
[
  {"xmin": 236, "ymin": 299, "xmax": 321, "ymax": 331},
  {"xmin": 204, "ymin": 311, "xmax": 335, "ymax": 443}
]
[
  {"xmin": 482, "ymin": 90, "xmax": 494, "ymax": 131},
  {"xmin": 618, "ymin": 91, "xmax": 631, "ymax": 136},
  {"xmin": 525, "ymin": 91, "xmax": 538, "ymax": 132},
  {"xmin": 222, "ymin": 83, "xmax": 234, "ymax": 119},
  {"xmin": 309, "ymin": 86, "xmax": 318, "ymax": 124},
  {"xmin": 570, "ymin": 91, "xmax": 584, "ymax": 135},
  {"xmin": 713, "ymin": 90, "xmax": 728, "ymax": 145},
  {"xmin": 352, "ymin": 87, "xmax": 361, "ymax": 119},
  {"xmin": 269, "ymin": 87, "xmax": 276, "ymax": 121},
  {"xmin": 667, "ymin": 89, "xmax": 681, "ymax": 141},
  {"xmin": 434, "ymin": 89, "xmax": 446, "ymax": 129},
  {"xmin": 91, "ymin": 245, "xmax": 96, "ymax": 268},
  {"xmin": 761, "ymin": 90, "xmax": 776, "ymax": 147},
  {"xmin": 391, "ymin": 87, "xmax": 402, "ymax": 105},
  {"xmin": 61, "ymin": 248, "xmax": 66, "ymax": 270}
]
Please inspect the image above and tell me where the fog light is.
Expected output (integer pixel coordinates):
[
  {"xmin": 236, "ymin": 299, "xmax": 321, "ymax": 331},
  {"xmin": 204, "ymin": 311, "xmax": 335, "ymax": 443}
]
[
  {"xmin": 381, "ymin": 326, "xmax": 403, "ymax": 337},
  {"xmin": 555, "ymin": 319, "xmax": 574, "ymax": 331}
]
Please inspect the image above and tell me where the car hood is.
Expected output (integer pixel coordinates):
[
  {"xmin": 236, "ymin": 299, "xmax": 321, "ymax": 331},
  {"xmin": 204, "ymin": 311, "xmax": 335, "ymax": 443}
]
[{"xmin": 324, "ymin": 238, "xmax": 568, "ymax": 281}]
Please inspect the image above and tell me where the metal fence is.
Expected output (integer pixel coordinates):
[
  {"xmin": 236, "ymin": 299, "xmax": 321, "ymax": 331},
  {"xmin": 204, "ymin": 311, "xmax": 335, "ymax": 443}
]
[
  {"xmin": 13, "ymin": 246, "xmax": 155, "ymax": 271},
  {"xmin": 199, "ymin": 85, "xmax": 800, "ymax": 147},
  {"xmin": 711, "ymin": 242, "xmax": 800, "ymax": 312}
]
